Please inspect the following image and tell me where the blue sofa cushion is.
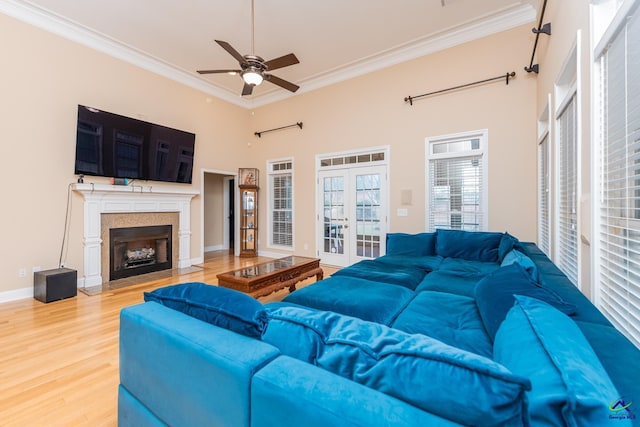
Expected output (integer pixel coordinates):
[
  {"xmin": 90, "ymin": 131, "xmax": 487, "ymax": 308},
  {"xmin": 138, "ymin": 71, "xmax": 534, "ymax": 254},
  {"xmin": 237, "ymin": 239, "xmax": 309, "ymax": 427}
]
[
  {"xmin": 143, "ymin": 282, "xmax": 268, "ymax": 338},
  {"xmin": 438, "ymin": 257, "xmax": 501, "ymax": 275},
  {"xmin": 501, "ymin": 249, "xmax": 538, "ymax": 280},
  {"xmin": 386, "ymin": 232, "xmax": 436, "ymax": 256},
  {"xmin": 474, "ymin": 264, "xmax": 576, "ymax": 340},
  {"xmin": 494, "ymin": 296, "xmax": 624, "ymax": 426},
  {"xmin": 331, "ymin": 259, "xmax": 428, "ymax": 290},
  {"xmin": 414, "ymin": 270, "xmax": 485, "ymax": 298},
  {"xmin": 375, "ymin": 254, "xmax": 443, "ymax": 272},
  {"xmin": 390, "ymin": 291, "xmax": 492, "ymax": 357},
  {"xmin": 282, "ymin": 276, "xmax": 414, "ymax": 325},
  {"xmin": 264, "ymin": 305, "xmax": 530, "ymax": 427},
  {"xmin": 435, "ymin": 229, "xmax": 503, "ymax": 262}
]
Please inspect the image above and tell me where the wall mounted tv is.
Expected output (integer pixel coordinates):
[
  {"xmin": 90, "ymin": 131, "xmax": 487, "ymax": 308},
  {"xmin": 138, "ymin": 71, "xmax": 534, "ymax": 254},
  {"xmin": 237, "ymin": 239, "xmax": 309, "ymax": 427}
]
[{"xmin": 74, "ymin": 105, "xmax": 196, "ymax": 184}]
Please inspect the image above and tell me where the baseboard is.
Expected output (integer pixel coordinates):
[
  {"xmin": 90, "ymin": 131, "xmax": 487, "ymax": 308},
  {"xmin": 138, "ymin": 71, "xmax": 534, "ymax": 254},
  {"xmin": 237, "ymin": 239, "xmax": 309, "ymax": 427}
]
[
  {"xmin": 204, "ymin": 245, "xmax": 225, "ymax": 253},
  {"xmin": 0, "ymin": 286, "xmax": 34, "ymax": 303}
]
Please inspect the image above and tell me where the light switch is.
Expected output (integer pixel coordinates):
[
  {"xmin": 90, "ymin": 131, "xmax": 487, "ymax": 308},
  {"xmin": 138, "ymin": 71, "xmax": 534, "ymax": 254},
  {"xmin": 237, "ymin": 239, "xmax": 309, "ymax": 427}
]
[{"xmin": 397, "ymin": 208, "xmax": 408, "ymax": 217}]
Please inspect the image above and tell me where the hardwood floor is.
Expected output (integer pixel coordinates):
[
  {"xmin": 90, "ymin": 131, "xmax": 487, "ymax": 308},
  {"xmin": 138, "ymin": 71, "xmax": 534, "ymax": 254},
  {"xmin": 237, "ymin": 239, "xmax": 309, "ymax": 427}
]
[{"xmin": 0, "ymin": 251, "xmax": 336, "ymax": 427}]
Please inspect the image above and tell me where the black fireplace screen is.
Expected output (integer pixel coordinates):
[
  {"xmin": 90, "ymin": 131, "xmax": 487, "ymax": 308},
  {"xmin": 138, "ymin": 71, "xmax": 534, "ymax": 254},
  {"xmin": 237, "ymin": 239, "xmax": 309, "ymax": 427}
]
[{"xmin": 109, "ymin": 224, "xmax": 172, "ymax": 281}]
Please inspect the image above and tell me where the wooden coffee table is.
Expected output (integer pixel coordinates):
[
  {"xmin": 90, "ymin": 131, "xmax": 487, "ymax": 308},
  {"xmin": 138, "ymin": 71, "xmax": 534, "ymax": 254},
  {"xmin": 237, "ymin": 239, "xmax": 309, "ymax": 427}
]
[{"xmin": 216, "ymin": 256, "xmax": 323, "ymax": 298}]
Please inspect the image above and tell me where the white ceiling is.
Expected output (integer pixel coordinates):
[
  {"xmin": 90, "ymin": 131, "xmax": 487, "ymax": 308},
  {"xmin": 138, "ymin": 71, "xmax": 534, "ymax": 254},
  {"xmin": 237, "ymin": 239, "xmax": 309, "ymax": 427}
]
[{"xmin": 1, "ymin": 0, "xmax": 539, "ymax": 107}]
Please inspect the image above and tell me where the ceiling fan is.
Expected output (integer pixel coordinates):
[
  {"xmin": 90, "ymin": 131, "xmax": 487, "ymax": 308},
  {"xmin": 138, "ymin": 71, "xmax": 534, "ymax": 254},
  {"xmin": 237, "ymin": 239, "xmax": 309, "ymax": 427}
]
[{"xmin": 197, "ymin": 0, "xmax": 300, "ymax": 96}]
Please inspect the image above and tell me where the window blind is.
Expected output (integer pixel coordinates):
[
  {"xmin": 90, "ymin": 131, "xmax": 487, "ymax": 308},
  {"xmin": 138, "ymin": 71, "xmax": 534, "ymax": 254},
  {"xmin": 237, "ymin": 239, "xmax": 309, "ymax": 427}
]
[
  {"xmin": 538, "ymin": 135, "xmax": 551, "ymax": 255},
  {"xmin": 557, "ymin": 94, "xmax": 579, "ymax": 286},
  {"xmin": 269, "ymin": 161, "xmax": 293, "ymax": 248},
  {"xmin": 428, "ymin": 155, "xmax": 484, "ymax": 231},
  {"xmin": 597, "ymin": 6, "xmax": 640, "ymax": 347}
]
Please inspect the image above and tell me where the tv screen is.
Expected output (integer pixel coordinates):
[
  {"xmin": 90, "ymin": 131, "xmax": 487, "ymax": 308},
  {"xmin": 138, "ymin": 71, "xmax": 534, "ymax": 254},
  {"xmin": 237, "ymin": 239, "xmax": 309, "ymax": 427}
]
[{"xmin": 74, "ymin": 105, "xmax": 196, "ymax": 184}]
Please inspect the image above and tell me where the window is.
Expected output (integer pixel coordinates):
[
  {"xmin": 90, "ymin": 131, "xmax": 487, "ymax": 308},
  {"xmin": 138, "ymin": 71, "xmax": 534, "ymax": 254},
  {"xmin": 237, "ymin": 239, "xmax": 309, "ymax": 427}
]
[
  {"xmin": 554, "ymin": 37, "xmax": 580, "ymax": 288},
  {"xmin": 556, "ymin": 94, "xmax": 579, "ymax": 285},
  {"xmin": 268, "ymin": 159, "xmax": 293, "ymax": 248},
  {"xmin": 426, "ymin": 130, "xmax": 488, "ymax": 231},
  {"xmin": 594, "ymin": 0, "xmax": 640, "ymax": 347},
  {"xmin": 538, "ymin": 100, "xmax": 552, "ymax": 256},
  {"xmin": 538, "ymin": 133, "xmax": 551, "ymax": 255}
]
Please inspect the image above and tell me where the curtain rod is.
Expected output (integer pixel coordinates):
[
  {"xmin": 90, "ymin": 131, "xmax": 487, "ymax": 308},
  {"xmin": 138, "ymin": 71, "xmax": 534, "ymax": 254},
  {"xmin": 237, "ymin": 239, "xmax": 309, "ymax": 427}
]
[
  {"xmin": 524, "ymin": 0, "xmax": 551, "ymax": 74},
  {"xmin": 254, "ymin": 122, "xmax": 303, "ymax": 138},
  {"xmin": 404, "ymin": 72, "xmax": 516, "ymax": 106}
]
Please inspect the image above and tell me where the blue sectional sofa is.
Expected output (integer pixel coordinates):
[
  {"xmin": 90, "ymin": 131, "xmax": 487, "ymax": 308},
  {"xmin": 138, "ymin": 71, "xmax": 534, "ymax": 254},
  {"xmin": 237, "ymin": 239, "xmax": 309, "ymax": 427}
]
[{"xmin": 119, "ymin": 230, "xmax": 639, "ymax": 426}]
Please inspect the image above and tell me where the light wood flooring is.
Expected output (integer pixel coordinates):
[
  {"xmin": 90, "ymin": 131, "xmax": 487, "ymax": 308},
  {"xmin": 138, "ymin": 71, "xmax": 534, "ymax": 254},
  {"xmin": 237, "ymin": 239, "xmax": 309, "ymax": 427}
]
[{"xmin": 0, "ymin": 251, "xmax": 336, "ymax": 427}]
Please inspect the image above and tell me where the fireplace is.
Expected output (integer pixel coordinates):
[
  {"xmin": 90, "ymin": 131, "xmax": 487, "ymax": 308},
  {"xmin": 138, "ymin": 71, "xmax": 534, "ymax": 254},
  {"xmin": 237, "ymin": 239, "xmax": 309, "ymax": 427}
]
[{"xmin": 109, "ymin": 225, "xmax": 172, "ymax": 281}]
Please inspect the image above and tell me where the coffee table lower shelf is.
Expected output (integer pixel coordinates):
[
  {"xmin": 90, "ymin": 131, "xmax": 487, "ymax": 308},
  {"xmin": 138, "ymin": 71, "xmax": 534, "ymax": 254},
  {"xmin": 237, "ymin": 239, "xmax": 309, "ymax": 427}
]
[{"xmin": 216, "ymin": 256, "xmax": 323, "ymax": 298}]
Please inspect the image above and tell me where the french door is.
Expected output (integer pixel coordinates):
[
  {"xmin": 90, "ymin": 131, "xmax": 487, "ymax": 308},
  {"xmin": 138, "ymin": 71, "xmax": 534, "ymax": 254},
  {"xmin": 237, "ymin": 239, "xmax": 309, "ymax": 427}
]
[{"xmin": 318, "ymin": 165, "xmax": 387, "ymax": 267}]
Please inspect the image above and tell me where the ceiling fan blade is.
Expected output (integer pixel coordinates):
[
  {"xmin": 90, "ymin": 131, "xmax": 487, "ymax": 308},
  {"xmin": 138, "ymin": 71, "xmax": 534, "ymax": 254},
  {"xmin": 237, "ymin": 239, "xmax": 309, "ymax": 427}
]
[
  {"xmin": 265, "ymin": 74, "xmax": 299, "ymax": 93},
  {"xmin": 263, "ymin": 53, "xmax": 299, "ymax": 71},
  {"xmin": 215, "ymin": 40, "xmax": 247, "ymax": 65},
  {"xmin": 242, "ymin": 83, "xmax": 254, "ymax": 96},
  {"xmin": 197, "ymin": 69, "xmax": 241, "ymax": 74}
]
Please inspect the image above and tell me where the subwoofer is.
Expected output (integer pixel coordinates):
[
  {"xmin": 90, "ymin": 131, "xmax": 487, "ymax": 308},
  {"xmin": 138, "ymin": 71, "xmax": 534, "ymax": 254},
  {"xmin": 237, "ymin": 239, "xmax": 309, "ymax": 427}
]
[{"xmin": 34, "ymin": 268, "xmax": 77, "ymax": 303}]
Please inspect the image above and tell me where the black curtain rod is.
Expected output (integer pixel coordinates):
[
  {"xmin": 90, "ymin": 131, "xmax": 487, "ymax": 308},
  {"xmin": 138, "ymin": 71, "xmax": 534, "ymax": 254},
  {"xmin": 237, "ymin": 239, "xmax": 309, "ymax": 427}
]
[
  {"xmin": 524, "ymin": 0, "xmax": 551, "ymax": 74},
  {"xmin": 254, "ymin": 122, "xmax": 303, "ymax": 138},
  {"xmin": 404, "ymin": 72, "xmax": 516, "ymax": 106}
]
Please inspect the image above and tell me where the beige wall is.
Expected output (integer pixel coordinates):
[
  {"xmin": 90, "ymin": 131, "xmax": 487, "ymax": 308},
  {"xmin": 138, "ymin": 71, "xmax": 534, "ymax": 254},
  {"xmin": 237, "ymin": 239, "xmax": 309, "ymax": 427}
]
[
  {"xmin": 248, "ymin": 25, "xmax": 538, "ymax": 259},
  {"xmin": 0, "ymin": 13, "xmax": 250, "ymax": 297},
  {"xmin": 533, "ymin": 0, "xmax": 592, "ymax": 297}
]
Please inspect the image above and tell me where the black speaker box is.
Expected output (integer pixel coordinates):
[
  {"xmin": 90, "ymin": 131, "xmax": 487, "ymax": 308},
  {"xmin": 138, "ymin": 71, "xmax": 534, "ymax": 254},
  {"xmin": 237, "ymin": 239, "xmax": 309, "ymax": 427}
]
[{"xmin": 34, "ymin": 268, "xmax": 77, "ymax": 303}]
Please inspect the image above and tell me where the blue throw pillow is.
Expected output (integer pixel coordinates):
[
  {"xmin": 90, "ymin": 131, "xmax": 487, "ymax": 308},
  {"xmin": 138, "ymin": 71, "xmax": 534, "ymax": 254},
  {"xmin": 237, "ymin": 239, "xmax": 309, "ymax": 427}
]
[
  {"xmin": 501, "ymin": 249, "xmax": 538, "ymax": 280},
  {"xmin": 385, "ymin": 232, "xmax": 436, "ymax": 256},
  {"xmin": 494, "ymin": 296, "xmax": 625, "ymax": 426},
  {"xmin": 498, "ymin": 232, "xmax": 519, "ymax": 262},
  {"xmin": 474, "ymin": 263, "xmax": 576, "ymax": 339},
  {"xmin": 144, "ymin": 282, "xmax": 268, "ymax": 338},
  {"xmin": 263, "ymin": 304, "xmax": 530, "ymax": 426},
  {"xmin": 435, "ymin": 229, "xmax": 503, "ymax": 262}
]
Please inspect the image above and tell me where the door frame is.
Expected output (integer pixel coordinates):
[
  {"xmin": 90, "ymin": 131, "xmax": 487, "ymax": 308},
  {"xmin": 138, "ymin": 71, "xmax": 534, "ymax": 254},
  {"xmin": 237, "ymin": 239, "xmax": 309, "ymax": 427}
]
[{"xmin": 200, "ymin": 168, "xmax": 238, "ymax": 262}]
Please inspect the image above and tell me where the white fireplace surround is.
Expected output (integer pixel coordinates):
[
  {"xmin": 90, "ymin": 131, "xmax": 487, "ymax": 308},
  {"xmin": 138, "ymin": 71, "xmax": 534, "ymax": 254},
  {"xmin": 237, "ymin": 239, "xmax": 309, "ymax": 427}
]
[{"xmin": 72, "ymin": 183, "xmax": 198, "ymax": 287}]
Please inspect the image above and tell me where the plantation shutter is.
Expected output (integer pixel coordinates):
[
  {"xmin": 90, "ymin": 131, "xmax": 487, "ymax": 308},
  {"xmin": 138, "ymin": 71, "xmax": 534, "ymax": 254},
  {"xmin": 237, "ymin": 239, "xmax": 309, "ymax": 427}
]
[{"xmin": 597, "ymin": 6, "xmax": 640, "ymax": 347}]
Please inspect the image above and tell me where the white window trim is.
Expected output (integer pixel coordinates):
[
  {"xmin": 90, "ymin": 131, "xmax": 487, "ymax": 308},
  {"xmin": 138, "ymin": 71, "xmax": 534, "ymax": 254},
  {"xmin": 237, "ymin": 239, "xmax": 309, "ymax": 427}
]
[
  {"xmin": 553, "ymin": 31, "xmax": 582, "ymax": 289},
  {"xmin": 266, "ymin": 158, "xmax": 295, "ymax": 251},
  {"xmin": 424, "ymin": 129, "xmax": 489, "ymax": 231}
]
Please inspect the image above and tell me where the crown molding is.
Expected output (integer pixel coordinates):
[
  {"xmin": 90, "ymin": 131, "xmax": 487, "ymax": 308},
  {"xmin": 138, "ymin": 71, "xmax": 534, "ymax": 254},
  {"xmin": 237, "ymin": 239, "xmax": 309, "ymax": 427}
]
[{"xmin": 1, "ymin": 0, "xmax": 535, "ymax": 109}]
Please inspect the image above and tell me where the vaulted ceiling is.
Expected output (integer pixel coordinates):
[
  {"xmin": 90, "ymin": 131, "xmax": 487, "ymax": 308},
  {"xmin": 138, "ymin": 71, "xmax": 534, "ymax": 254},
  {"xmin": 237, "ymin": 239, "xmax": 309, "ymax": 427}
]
[{"xmin": 1, "ymin": 0, "xmax": 539, "ymax": 107}]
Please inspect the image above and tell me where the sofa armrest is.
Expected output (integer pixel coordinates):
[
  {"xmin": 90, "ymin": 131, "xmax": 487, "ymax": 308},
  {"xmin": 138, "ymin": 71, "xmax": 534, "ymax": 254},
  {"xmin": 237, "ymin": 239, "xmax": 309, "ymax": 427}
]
[
  {"xmin": 119, "ymin": 302, "xmax": 280, "ymax": 427},
  {"xmin": 251, "ymin": 356, "xmax": 464, "ymax": 427}
]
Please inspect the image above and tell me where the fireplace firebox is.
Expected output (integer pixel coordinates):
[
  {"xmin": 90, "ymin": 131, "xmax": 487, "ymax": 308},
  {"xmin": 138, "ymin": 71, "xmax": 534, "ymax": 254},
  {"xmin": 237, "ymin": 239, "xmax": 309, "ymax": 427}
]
[{"xmin": 109, "ymin": 225, "xmax": 172, "ymax": 281}]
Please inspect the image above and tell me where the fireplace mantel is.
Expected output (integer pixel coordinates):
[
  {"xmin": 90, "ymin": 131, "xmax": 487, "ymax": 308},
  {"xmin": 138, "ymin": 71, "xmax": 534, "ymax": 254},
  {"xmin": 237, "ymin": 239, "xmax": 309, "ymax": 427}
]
[{"xmin": 72, "ymin": 183, "xmax": 198, "ymax": 287}]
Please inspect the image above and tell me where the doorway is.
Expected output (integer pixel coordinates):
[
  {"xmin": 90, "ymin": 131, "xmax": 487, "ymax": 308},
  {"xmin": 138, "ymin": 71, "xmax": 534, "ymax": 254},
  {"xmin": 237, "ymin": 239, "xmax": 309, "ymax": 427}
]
[
  {"xmin": 317, "ymin": 164, "xmax": 387, "ymax": 267},
  {"xmin": 202, "ymin": 170, "xmax": 237, "ymax": 258}
]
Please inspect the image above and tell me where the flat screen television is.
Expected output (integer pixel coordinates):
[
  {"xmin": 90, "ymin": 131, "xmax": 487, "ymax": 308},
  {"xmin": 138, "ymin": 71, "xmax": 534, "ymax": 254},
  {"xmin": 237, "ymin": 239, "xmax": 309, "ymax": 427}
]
[{"xmin": 74, "ymin": 105, "xmax": 196, "ymax": 184}]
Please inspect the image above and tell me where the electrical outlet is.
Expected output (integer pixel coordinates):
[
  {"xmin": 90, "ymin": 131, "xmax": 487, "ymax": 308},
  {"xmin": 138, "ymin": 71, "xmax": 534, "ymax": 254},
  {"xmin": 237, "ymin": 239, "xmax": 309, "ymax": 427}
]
[{"xmin": 18, "ymin": 268, "xmax": 26, "ymax": 278}]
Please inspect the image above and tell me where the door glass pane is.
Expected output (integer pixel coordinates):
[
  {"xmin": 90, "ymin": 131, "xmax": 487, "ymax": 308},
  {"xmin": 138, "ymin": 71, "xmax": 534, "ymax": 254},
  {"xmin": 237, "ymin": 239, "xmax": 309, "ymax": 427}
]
[
  {"xmin": 323, "ymin": 176, "xmax": 345, "ymax": 254},
  {"xmin": 355, "ymin": 173, "xmax": 381, "ymax": 258}
]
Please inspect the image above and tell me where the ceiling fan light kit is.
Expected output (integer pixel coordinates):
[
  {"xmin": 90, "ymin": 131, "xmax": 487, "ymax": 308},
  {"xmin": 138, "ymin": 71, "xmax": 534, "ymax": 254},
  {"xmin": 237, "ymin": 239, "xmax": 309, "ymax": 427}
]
[{"xmin": 196, "ymin": 0, "xmax": 299, "ymax": 96}]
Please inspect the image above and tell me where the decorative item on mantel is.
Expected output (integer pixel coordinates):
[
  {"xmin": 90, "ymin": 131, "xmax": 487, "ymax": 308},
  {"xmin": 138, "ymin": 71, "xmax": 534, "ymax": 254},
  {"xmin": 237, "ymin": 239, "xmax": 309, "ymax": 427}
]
[{"xmin": 238, "ymin": 168, "xmax": 259, "ymax": 257}]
